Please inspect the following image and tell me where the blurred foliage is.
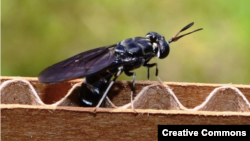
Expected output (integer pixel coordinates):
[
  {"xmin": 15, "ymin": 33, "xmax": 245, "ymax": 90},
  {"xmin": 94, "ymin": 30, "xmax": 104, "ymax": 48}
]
[{"xmin": 2, "ymin": 0, "xmax": 250, "ymax": 84}]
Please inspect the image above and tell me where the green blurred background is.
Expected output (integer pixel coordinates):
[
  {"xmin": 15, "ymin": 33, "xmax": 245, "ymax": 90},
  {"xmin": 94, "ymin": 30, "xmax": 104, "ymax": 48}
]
[{"xmin": 2, "ymin": 0, "xmax": 250, "ymax": 84}]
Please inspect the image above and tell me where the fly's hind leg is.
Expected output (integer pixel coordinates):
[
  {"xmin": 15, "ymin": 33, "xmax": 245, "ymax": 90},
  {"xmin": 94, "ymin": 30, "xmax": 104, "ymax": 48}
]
[
  {"xmin": 94, "ymin": 67, "xmax": 123, "ymax": 112},
  {"xmin": 105, "ymin": 96, "xmax": 118, "ymax": 108}
]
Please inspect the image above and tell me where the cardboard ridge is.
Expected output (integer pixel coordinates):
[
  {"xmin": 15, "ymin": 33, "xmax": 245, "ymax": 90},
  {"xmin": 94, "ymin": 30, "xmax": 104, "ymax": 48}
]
[
  {"xmin": 1, "ymin": 76, "xmax": 250, "ymax": 112},
  {"xmin": 1, "ymin": 76, "xmax": 250, "ymax": 140}
]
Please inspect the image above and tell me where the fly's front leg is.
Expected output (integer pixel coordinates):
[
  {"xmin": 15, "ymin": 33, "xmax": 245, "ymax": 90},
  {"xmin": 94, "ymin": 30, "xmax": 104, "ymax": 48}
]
[
  {"xmin": 143, "ymin": 63, "xmax": 158, "ymax": 80},
  {"xmin": 144, "ymin": 62, "xmax": 164, "ymax": 85}
]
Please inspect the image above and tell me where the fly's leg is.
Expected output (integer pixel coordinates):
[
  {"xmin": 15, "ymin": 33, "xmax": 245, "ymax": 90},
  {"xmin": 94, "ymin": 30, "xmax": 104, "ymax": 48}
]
[
  {"xmin": 124, "ymin": 70, "xmax": 136, "ymax": 112},
  {"xmin": 106, "ymin": 96, "xmax": 118, "ymax": 108},
  {"xmin": 143, "ymin": 63, "xmax": 158, "ymax": 80},
  {"xmin": 94, "ymin": 67, "xmax": 123, "ymax": 112},
  {"xmin": 144, "ymin": 63, "xmax": 164, "ymax": 85},
  {"xmin": 94, "ymin": 81, "xmax": 115, "ymax": 112}
]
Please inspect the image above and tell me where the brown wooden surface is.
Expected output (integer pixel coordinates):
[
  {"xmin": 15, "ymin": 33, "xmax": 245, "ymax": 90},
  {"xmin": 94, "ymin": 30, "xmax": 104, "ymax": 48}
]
[{"xmin": 1, "ymin": 76, "xmax": 250, "ymax": 140}]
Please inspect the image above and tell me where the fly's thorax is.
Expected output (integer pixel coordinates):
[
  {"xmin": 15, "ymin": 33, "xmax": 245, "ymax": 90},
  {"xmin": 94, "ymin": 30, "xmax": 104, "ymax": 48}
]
[{"xmin": 116, "ymin": 37, "xmax": 156, "ymax": 57}]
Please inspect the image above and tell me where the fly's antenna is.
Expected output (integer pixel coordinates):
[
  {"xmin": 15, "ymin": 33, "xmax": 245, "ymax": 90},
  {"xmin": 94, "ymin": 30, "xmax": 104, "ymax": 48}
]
[{"xmin": 168, "ymin": 22, "xmax": 203, "ymax": 43}]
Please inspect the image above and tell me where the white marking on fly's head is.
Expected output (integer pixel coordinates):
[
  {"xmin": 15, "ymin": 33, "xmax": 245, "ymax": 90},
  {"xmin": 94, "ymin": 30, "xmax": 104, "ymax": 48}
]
[
  {"xmin": 152, "ymin": 43, "xmax": 158, "ymax": 50},
  {"xmin": 157, "ymin": 47, "xmax": 161, "ymax": 58}
]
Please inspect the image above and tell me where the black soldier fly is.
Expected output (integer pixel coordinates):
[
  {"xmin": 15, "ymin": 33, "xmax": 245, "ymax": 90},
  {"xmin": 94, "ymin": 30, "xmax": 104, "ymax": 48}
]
[{"xmin": 39, "ymin": 22, "xmax": 202, "ymax": 109}]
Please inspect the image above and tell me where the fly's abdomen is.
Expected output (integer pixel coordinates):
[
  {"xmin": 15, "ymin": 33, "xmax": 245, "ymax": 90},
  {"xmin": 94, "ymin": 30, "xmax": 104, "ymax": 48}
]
[{"xmin": 79, "ymin": 71, "xmax": 114, "ymax": 107}]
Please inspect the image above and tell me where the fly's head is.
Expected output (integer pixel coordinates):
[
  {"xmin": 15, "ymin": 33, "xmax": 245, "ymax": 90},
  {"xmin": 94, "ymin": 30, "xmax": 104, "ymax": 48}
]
[
  {"xmin": 146, "ymin": 32, "xmax": 170, "ymax": 59},
  {"xmin": 146, "ymin": 22, "xmax": 203, "ymax": 60}
]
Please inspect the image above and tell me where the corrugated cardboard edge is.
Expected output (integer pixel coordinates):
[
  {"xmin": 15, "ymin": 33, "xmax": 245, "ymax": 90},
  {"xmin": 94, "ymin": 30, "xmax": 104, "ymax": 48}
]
[
  {"xmin": 2, "ymin": 104, "xmax": 250, "ymax": 140},
  {"xmin": 1, "ymin": 76, "xmax": 250, "ymax": 140},
  {"xmin": 1, "ymin": 76, "xmax": 250, "ymax": 111}
]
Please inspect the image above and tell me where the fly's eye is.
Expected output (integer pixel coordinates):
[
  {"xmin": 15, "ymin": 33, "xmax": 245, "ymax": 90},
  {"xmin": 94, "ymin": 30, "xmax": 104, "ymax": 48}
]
[
  {"xmin": 157, "ymin": 41, "xmax": 170, "ymax": 59},
  {"xmin": 160, "ymin": 43, "xmax": 164, "ymax": 51},
  {"xmin": 157, "ymin": 37, "xmax": 164, "ymax": 51},
  {"xmin": 159, "ymin": 42, "xmax": 166, "ymax": 53}
]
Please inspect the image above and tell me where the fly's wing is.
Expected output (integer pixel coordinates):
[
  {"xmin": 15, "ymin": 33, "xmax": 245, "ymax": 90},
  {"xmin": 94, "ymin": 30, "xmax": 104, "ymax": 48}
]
[{"xmin": 38, "ymin": 44, "xmax": 117, "ymax": 83}]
